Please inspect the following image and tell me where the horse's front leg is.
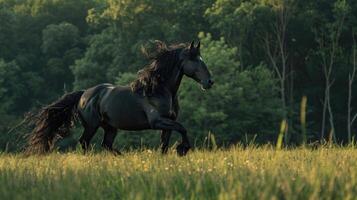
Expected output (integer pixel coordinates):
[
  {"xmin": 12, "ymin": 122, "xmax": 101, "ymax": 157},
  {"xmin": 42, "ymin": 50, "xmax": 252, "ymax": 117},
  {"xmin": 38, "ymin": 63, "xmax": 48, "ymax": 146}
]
[
  {"xmin": 160, "ymin": 110, "xmax": 177, "ymax": 154},
  {"xmin": 152, "ymin": 118, "xmax": 191, "ymax": 156}
]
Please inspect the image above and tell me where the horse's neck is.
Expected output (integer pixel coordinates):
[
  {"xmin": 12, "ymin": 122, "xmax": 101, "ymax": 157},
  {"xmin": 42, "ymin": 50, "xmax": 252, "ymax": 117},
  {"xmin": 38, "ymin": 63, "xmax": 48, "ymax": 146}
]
[
  {"xmin": 165, "ymin": 64, "xmax": 184, "ymax": 97},
  {"xmin": 170, "ymin": 71, "xmax": 184, "ymax": 97}
]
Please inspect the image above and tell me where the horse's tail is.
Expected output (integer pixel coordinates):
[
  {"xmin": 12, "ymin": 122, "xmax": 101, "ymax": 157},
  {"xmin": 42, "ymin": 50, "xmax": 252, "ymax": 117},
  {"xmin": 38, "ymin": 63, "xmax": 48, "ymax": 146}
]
[{"xmin": 25, "ymin": 90, "xmax": 84, "ymax": 154}]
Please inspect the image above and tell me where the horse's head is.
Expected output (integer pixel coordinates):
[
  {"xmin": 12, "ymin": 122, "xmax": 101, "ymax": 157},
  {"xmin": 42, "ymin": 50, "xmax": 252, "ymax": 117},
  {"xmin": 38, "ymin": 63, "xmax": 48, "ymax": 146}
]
[{"xmin": 180, "ymin": 41, "xmax": 214, "ymax": 90}]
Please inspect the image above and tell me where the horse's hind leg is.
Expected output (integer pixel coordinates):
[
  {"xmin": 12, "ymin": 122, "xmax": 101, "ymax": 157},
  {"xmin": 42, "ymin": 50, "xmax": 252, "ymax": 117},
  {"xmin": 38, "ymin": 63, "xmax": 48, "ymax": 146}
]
[
  {"xmin": 79, "ymin": 126, "xmax": 98, "ymax": 152},
  {"xmin": 160, "ymin": 130, "xmax": 172, "ymax": 154},
  {"xmin": 102, "ymin": 125, "xmax": 121, "ymax": 155}
]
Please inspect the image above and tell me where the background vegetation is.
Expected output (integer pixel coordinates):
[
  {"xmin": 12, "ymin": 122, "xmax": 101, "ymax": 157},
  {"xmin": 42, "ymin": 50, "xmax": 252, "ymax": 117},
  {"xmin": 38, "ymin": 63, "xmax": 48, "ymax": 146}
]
[{"xmin": 1, "ymin": 0, "xmax": 357, "ymax": 151}]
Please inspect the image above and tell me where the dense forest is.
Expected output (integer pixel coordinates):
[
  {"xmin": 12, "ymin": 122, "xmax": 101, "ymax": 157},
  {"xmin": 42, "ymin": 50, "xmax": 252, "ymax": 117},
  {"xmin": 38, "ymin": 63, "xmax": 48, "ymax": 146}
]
[{"xmin": 0, "ymin": 0, "xmax": 357, "ymax": 151}]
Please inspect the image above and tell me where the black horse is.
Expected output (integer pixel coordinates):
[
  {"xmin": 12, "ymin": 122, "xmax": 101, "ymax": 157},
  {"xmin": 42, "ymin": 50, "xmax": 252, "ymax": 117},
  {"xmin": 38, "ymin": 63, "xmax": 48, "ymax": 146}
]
[{"xmin": 26, "ymin": 41, "xmax": 213, "ymax": 156}]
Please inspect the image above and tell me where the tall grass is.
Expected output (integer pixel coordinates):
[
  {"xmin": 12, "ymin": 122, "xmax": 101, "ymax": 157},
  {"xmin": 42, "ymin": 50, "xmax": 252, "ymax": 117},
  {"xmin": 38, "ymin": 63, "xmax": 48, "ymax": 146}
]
[
  {"xmin": 1, "ymin": 147, "xmax": 357, "ymax": 199},
  {"xmin": 276, "ymin": 120, "xmax": 287, "ymax": 150},
  {"xmin": 300, "ymin": 96, "xmax": 307, "ymax": 144}
]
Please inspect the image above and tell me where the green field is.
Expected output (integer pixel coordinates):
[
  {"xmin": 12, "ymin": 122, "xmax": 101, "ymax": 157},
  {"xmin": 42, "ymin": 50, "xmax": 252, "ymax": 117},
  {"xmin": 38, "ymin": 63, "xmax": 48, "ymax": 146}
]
[{"xmin": 1, "ymin": 147, "xmax": 357, "ymax": 200}]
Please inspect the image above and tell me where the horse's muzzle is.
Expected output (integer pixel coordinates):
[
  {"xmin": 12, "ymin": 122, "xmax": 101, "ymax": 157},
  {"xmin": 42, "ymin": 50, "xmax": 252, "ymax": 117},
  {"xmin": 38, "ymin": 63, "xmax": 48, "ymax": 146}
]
[{"xmin": 201, "ymin": 79, "xmax": 214, "ymax": 90}]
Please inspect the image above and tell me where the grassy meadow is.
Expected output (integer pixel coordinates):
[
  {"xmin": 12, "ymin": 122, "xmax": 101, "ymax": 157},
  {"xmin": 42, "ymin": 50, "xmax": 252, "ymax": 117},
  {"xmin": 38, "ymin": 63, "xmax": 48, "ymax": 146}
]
[{"xmin": 0, "ymin": 147, "xmax": 357, "ymax": 199}]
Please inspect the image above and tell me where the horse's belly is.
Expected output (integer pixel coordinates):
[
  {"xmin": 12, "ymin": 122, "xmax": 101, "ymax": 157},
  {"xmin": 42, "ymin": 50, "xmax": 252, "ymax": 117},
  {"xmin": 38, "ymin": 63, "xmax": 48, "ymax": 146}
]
[
  {"xmin": 110, "ymin": 110, "xmax": 150, "ymax": 130},
  {"xmin": 100, "ymin": 89, "xmax": 151, "ymax": 130}
]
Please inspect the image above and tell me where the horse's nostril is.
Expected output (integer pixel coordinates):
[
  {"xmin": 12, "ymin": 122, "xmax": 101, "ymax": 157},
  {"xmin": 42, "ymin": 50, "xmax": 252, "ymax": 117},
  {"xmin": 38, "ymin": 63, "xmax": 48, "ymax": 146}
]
[{"xmin": 208, "ymin": 79, "xmax": 214, "ymax": 85}]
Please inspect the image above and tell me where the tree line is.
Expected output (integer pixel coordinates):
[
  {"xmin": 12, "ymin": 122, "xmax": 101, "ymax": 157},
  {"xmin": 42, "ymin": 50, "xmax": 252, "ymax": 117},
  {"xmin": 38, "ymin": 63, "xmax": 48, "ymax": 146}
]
[{"xmin": 0, "ymin": 0, "xmax": 356, "ymax": 151}]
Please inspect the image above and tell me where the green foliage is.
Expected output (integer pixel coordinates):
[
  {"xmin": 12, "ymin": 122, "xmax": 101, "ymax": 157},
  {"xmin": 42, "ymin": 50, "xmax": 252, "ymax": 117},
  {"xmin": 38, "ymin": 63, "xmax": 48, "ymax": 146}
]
[
  {"xmin": 179, "ymin": 33, "xmax": 282, "ymax": 144},
  {"xmin": 42, "ymin": 22, "xmax": 82, "ymax": 92},
  {"xmin": 116, "ymin": 72, "xmax": 137, "ymax": 85},
  {"xmin": 0, "ymin": 60, "xmax": 43, "ymax": 116},
  {"xmin": 206, "ymin": 0, "xmax": 276, "ymax": 66},
  {"xmin": 1, "ymin": 0, "xmax": 357, "ymax": 151},
  {"xmin": 42, "ymin": 22, "xmax": 80, "ymax": 57},
  {"xmin": 71, "ymin": 28, "xmax": 129, "ymax": 89},
  {"xmin": 0, "ymin": 8, "xmax": 16, "ymax": 60},
  {"xmin": 0, "ymin": 59, "xmax": 44, "ymax": 151}
]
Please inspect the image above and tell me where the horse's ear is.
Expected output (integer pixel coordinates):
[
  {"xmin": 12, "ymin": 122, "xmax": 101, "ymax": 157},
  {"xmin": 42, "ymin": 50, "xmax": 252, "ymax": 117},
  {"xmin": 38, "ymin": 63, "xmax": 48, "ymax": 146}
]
[
  {"xmin": 196, "ymin": 41, "xmax": 201, "ymax": 54},
  {"xmin": 189, "ymin": 40, "xmax": 195, "ymax": 50}
]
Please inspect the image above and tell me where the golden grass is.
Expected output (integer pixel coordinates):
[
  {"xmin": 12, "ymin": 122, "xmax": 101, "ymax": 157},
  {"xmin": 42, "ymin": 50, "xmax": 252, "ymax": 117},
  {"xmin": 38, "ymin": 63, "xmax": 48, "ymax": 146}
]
[{"xmin": 0, "ymin": 147, "xmax": 357, "ymax": 199}]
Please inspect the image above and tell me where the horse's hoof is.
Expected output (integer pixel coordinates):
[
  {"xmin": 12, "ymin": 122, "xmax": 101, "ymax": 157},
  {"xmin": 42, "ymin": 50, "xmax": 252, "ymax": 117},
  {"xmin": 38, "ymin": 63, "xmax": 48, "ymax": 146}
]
[
  {"xmin": 104, "ymin": 147, "xmax": 122, "ymax": 156},
  {"xmin": 161, "ymin": 147, "xmax": 169, "ymax": 155},
  {"xmin": 111, "ymin": 149, "xmax": 122, "ymax": 156},
  {"xmin": 176, "ymin": 143, "xmax": 190, "ymax": 156},
  {"xmin": 81, "ymin": 149, "xmax": 90, "ymax": 155}
]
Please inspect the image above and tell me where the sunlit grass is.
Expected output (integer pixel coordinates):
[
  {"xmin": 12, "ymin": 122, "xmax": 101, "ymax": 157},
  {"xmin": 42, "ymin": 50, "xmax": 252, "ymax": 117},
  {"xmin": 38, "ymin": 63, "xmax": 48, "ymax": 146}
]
[{"xmin": 0, "ymin": 147, "xmax": 357, "ymax": 199}]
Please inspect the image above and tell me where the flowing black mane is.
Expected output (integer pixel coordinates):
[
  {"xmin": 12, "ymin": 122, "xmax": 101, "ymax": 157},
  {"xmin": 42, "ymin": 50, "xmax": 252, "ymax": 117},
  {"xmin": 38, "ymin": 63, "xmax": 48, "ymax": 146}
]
[{"xmin": 131, "ymin": 41, "xmax": 187, "ymax": 95}]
